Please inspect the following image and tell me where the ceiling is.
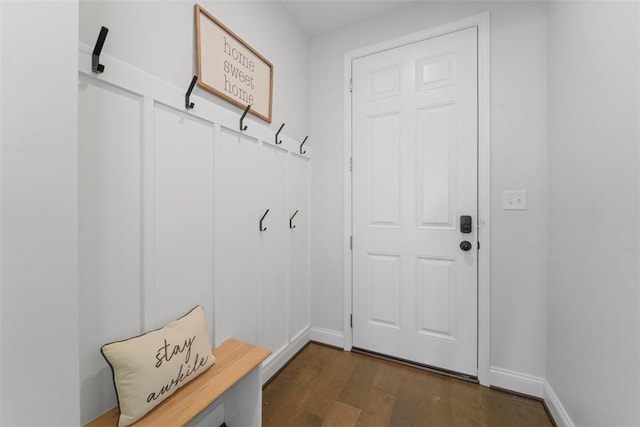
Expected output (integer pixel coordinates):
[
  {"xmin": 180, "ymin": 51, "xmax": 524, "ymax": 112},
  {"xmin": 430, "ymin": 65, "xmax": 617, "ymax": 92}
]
[{"xmin": 280, "ymin": 1, "xmax": 421, "ymax": 38}]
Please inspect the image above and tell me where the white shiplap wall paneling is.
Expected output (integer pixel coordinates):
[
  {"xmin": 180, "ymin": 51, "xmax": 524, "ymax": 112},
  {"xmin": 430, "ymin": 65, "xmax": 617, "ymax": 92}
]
[
  {"xmin": 153, "ymin": 103, "xmax": 215, "ymax": 336},
  {"xmin": 78, "ymin": 43, "xmax": 311, "ymax": 421},
  {"xmin": 214, "ymin": 128, "xmax": 261, "ymax": 347},
  {"xmin": 288, "ymin": 154, "xmax": 311, "ymax": 342},
  {"xmin": 260, "ymin": 144, "xmax": 290, "ymax": 358},
  {"xmin": 78, "ymin": 76, "xmax": 143, "ymax": 420}
]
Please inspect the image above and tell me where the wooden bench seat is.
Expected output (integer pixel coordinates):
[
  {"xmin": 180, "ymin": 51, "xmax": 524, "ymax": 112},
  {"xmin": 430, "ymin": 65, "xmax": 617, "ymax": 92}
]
[{"xmin": 86, "ymin": 338, "xmax": 271, "ymax": 427}]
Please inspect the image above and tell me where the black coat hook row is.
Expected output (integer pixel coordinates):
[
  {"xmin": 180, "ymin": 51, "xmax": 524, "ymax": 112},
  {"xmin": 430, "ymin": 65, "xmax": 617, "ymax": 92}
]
[
  {"xmin": 92, "ymin": 26, "xmax": 109, "ymax": 74},
  {"xmin": 185, "ymin": 76, "xmax": 198, "ymax": 110},
  {"xmin": 275, "ymin": 123, "xmax": 285, "ymax": 145},
  {"xmin": 260, "ymin": 209, "xmax": 270, "ymax": 232},
  {"xmin": 300, "ymin": 136, "xmax": 308, "ymax": 155},
  {"xmin": 240, "ymin": 104, "xmax": 251, "ymax": 131},
  {"xmin": 289, "ymin": 210, "xmax": 299, "ymax": 229}
]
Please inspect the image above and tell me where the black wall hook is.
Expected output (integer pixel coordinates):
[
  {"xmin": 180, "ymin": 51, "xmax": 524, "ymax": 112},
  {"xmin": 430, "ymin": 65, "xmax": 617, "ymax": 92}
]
[
  {"xmin": 240, "ymin": 104, "xmax": 251, "ymax": 131},
  {"xmin": 92, "ymin": 26, "xmax": 109, "ymax": 74},
  {"xmin": 289, "ymin": 210, "xmax": 299, "ymax": 229},
  {"xmin": 185, "ymin": 76, "xmax": 198, "ymax": 110},
  {"xmin": 260, "ymin": 209, "xmax": 270, "ymax": 232},
  {"xmin": 275, "ymin": 123, "xmax": 285, "ymax": 145},
  {"xmin": 300, "ymin": 136, "xmax": 308, "ymax": 155}
]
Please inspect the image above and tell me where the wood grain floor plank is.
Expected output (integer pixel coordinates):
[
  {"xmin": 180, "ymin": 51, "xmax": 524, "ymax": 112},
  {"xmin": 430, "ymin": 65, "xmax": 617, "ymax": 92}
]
[
  {"xmin": 371, "ymin": 358, "xmax": 403, "ymax": 395},
  {"xmin": 388, "ymin": 366, "xmax": 430, "ymax": 426},
  {"xmin": 422, "ymin": 373, "xmax": 457, "ymax": 426},
  {"xmin": 291, "ymin": 409, "xmax": 324, "ymax": 427},
  {"xmin": 275, "ymin": 343, "xmax": 337, "ymax": 388},
  {"xmin": 303, "ymin": 349, "xmax": 358, "ymax": 417},
  {"xmin": 355, "ymin": 388, "xmax": 396, "ymax": 427},
  {"xmin": 321, "ymin": 401, "xmax": 361, "ymax": 427},
  {"xmin": 338, "ymin": 354, "xmax": 379, "ymax": 409},
  {"xmin": 444, "ymin": 380, "xmax": 486, "ymax": 426},
  {"xmin": 262, "ymin": 378, "xmax": 311, "ymax": 427},
  {"xmin": 482, "ymin": 388, "xmax": 554, "ymax": 427},
  {"xmin": 263, "ymin": 343, "xmax": 553, "ymax": 427}
]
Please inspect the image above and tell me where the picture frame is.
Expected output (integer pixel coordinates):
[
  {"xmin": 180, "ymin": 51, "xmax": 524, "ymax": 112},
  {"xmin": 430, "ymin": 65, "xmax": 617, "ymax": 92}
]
[{"xmin": 195, "ymin": 4, "xmax": 274, "ymax": 123}]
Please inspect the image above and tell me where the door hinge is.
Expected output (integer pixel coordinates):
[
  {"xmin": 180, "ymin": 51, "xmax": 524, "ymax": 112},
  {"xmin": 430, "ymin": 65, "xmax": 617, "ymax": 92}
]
[
  {"xmin": 350, "ymin": 314, "xmax": 353, "ymax": 328},
  {"xmin": 350, "ymin": 236, "xmax": 353, "ymax": 250},
  {"xmin": 350, "ymin": 157, "xmax": 352, "ymax": 172},
  {"xmin": 478, "ymin": 241, "xmax": 481, "ymax": 250},
  {"xmin": 349, "ymin": 78, "xmax": 353, "ymax": 93}
]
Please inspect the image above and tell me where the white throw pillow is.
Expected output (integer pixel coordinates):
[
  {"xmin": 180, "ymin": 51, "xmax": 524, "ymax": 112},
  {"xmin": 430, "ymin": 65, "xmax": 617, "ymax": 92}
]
[{"xmin": 101, "ymin": 306, "xmax": 216, "ymax": 427}]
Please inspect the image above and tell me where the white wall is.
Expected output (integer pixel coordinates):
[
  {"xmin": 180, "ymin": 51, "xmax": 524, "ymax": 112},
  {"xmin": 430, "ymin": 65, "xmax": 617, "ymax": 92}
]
[
  {"xmin": 546, "ymin": 2, "xmax": 640, "ymax": 425},
  {"xmin": 79, "ymin": 0, "xmax": 310, "ymax": 140},
  {"xmin": 0, "ymin": 1, "xmax": 3, "ymax": 420},
  {"xmin": 0, "ymin": 1, "xmax": 81, "ymax": 425},
  {"xmin": 310, "ymin": 1, "xmax": 548, "ymax": 386}
]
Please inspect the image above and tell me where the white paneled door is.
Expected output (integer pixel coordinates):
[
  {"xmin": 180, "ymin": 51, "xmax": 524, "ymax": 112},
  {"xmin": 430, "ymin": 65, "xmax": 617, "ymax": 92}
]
[{"xmin": 352, "ymin": 27, "xmax": 478, "ymax": 376}]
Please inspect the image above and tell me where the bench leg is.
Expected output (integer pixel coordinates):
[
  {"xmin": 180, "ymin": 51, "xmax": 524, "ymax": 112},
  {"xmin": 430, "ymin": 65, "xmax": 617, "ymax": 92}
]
[{"xmin": 223, "ymin": 368, "xmax": 262, "ymax": 427}]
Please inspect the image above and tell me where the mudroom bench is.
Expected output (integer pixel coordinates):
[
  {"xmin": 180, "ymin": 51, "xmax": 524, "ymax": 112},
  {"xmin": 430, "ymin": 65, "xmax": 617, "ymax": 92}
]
[{"xmin": 86, "ymin": 339, "xmax": 271, "ymax": 427}]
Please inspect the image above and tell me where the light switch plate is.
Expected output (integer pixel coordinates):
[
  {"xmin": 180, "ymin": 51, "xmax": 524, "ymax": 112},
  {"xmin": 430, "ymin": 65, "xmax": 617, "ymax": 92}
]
[{"xmin": 502, "ymin": 190, "xmax": 527, "ymax": 210}]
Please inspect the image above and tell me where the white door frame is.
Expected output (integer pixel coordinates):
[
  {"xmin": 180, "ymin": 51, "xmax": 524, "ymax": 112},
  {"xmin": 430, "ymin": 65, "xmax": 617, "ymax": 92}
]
[{"xmin": 343, "ymin": 12, "xmax": 491, "ymax": 386}]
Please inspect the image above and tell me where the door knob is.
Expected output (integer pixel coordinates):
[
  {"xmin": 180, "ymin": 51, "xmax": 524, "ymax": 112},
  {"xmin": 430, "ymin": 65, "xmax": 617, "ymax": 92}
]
[{"xmin": 460, "ymin": 241, "xmax": 472, "ymax": 251}]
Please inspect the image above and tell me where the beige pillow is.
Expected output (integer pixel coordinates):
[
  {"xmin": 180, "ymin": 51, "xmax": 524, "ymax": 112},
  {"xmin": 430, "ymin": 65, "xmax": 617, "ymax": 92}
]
[{"xmin": 101, "ymin": 306, "xmax": 216, "ymax": 427}]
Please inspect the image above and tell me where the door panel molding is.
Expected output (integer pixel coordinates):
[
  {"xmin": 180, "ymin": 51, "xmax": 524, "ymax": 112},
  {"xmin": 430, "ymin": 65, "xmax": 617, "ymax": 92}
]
[{"xmin": 343, "ymin": 12, "xmax": 491, "ymax": 385}]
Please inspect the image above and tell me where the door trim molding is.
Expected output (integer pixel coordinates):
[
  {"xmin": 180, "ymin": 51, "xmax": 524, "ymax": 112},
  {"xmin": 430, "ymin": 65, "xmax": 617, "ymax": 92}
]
[{"xmin": 343, "ymin": 12, "xmax": 491, "ymax": 386}]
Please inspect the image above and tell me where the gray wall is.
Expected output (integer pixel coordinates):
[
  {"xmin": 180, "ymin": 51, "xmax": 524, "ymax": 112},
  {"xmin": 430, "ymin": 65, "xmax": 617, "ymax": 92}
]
[
  {"xmin": 547, "ymin": 2, "xmax": 640, "ymax": 425},
  {"xmin": 0, "ymin": 1, "xmax": 81, "ymax": 424}
]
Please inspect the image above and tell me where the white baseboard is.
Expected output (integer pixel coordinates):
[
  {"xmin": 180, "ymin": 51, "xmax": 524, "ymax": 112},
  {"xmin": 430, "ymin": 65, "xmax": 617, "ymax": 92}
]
[
  {"xmin": 261, "ymin": 328, "xmax": 310, "ymax": 384},
  {"xmin": 543, "ymin": 380, "xmax": 574, "ymax": 427},
  {"xmin": 310, "ymin": 327, "xmax": 344, "ymax": 348},
  {"xmin": 490, "ymin": 367, "xmax": 544, "ymax": 398}
]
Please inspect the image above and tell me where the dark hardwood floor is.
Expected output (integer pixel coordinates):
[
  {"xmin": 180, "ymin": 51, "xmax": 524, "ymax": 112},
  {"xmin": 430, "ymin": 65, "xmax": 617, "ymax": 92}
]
[{"xmin": 263, "ymin": 343, "xmax": 553, "ymax": 427}]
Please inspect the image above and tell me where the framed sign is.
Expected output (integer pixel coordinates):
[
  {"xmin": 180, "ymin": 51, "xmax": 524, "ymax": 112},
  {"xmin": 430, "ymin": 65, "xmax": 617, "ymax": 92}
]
[{"xmin": 195, "ymin": 4, "xmax": 273, "ymax": 122}]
